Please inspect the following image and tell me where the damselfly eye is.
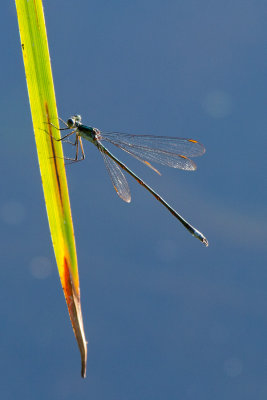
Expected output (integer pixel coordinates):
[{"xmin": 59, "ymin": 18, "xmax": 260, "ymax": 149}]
[
  {"xmin": 75, "ymin": 114, "xmax": 82, "ymax": 122},
  {"xmin": 67, "ymin": 118, "xmax": 75, "ymax": 128}
]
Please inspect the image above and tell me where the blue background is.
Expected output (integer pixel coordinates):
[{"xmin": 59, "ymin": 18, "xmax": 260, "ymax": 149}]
[{"xmin": 2, "ymin": 1, "xmax": 267, "ymax": 398}]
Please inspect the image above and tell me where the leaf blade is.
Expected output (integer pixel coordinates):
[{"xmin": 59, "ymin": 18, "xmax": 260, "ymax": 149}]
[{"xmin": 15, "ymin": 0, "xmax": 87, "ymax": 377}]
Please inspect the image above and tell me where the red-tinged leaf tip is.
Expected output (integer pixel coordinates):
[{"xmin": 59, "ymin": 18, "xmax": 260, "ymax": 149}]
[{"xmin": 63, "ymin": 257, "xmax": 87, "ymax": 378}]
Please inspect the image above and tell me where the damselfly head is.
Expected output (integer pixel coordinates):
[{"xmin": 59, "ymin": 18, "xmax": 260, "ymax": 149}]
[{"xmin": 67, "ymin": 114, "xmax": 82, "ymax": 128}]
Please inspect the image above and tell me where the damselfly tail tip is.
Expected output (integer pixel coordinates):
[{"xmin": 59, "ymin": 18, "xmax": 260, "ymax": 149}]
[
  {"xmin": 193, "ymin": 229, "xmax": 209, "ymax": 247},
  {"xmin": 202, "ymin": 237, "xmax": 209, "ymax": 247}
]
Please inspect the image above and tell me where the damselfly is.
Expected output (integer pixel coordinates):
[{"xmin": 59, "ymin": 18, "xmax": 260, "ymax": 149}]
[{"xmin": 50, "ymin": 115, "xmax": 208, "ymax": 246}]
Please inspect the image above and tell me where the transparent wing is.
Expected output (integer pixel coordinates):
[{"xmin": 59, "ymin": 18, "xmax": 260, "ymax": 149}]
[
  {"xmin": 99, "ymin": 147, "xmax": 131, "ymax": 203},
  {"xmin": 101, "ymin": 133, "xmax": 206, "ymax": 157},
  {"xmin": 99, "ymin": 133, "xmax": 205, "ymax": 171}
]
